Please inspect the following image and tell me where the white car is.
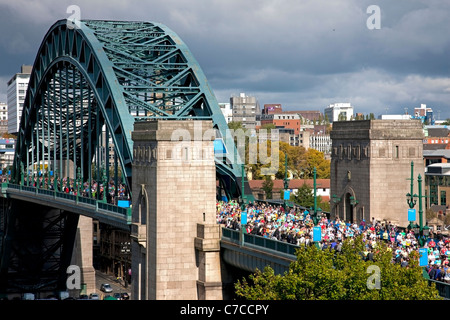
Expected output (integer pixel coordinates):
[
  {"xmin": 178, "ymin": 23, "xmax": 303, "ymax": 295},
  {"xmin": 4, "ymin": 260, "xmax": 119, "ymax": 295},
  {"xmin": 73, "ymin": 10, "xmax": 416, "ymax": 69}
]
[{"xmin": 100, "ymin": 283, "xmax": 113, "ymax": 293}]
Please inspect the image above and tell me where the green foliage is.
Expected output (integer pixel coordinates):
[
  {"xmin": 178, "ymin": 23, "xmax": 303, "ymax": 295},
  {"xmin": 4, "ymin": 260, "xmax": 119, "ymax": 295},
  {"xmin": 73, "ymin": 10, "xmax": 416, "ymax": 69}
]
[
  {"xmin": 304, "ymin": 148, "xmax": 330, "ymax": 179},
  {"xmin": 235, "ymin": 236, "xmax": 442, "ymax": 300},
  {"xmin": 441, "ymin": 118, "xmax": 450, "ymax": 126},
  {"xmin": 290, "ymin": 182, "xmax": 330, "ymax": 211},
  {"xmin": 291, "ymin": 183, "xmax": 315, "ymax": 208},
  {"xmin": 261, "ymin": 176, "xmax": 273, "ymax": 199}
]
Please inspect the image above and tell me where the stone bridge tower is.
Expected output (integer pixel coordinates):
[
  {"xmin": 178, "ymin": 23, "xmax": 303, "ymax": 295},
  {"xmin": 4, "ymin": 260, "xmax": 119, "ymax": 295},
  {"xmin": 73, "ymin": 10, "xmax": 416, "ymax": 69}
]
[
  {"xmin": 330, "ymin": 120, "xmax": 424, "ymax": 227},
  {"xmin": 130, "ymin": 120, "xmax": 222, "ymax": 300}
]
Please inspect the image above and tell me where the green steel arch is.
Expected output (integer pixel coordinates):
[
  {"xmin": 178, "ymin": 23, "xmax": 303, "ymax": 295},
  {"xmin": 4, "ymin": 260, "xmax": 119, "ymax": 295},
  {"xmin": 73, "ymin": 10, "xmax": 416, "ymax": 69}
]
[{"xmin": 12, "ymin": 19, "xmax": 245, "ymax": 200}]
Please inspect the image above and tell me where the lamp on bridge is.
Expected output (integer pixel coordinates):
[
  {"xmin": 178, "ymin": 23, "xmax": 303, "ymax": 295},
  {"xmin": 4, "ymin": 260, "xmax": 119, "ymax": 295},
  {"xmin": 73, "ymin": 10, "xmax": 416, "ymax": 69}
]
[
  {"xmin": 331, "ymin": 194, "xmax": 341, "ymax": 218},
  {"xmin": 283, "ymin": 153, "xmax": 290, "ymax": 212},
  {"xmin": 312, "ymin": 167, "xmax": 323, "ymax": 225},
  {"xmin": 332, "ymin": 194, "xmax": 341, "ymax": 204},
  {"xmin": 349, "ymin": 196, "xmax": 358, "ymax": 206},
  {"xmin": 405, "ymin": 161, "xmax": 429, "ymax": 247}
]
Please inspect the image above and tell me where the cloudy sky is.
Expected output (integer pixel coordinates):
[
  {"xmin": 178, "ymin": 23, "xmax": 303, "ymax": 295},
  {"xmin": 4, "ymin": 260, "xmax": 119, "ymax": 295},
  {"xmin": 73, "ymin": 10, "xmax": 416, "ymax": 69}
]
[{"xmin": 0, "ymin": 0, "xmax": 449, "ymax": 119}]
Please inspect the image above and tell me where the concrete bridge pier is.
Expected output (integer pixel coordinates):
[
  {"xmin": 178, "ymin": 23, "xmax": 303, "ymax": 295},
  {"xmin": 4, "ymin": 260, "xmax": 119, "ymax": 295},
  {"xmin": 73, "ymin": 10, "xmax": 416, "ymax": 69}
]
[
  {"xmin": 71, "ymin": 215, "xmax": 96, "ymax": 295},
  {"xmin": 130, "ymin": 120, "xmax": 223, "ymax": 300}
]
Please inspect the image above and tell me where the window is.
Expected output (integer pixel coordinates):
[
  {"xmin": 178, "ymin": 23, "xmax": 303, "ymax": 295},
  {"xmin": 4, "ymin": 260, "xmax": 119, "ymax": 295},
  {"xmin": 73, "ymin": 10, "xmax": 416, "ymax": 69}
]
[
  {"xmin": 394, "ymin": 146, "xmax": 399, "ymax": 158},
  {"xmin": 441, "ymin": 190, "xmax": 446, "ymax": 206}
]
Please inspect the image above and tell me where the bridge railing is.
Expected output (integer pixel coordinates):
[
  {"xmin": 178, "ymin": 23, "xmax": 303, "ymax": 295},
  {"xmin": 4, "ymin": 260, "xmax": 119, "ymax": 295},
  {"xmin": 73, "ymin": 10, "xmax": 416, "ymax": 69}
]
[
  {"xmin": 221, "ymin": 227, "xmax": 298, "ymax": 257},
  {"xmin": 2, "ymin": 183, "xmax": 131, "ymax": 224},
  {"xmin": 429, "ymin": 279, "xmax": 450, "ymax": 300}
]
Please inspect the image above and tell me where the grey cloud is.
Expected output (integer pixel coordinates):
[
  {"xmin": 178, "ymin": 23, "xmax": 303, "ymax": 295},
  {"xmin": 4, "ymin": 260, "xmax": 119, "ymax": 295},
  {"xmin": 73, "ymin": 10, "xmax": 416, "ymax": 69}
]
[{"xmin": 0, "ymin": 0, "xmax": 448, "ymax": 119}]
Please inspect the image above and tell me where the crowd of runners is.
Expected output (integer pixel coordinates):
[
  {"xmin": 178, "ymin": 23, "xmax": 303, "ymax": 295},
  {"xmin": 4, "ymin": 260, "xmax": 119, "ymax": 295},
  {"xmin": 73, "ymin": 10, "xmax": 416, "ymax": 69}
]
[{"xmin": 217, "ymin": 200, "xmax": 450, "ymax": 283}]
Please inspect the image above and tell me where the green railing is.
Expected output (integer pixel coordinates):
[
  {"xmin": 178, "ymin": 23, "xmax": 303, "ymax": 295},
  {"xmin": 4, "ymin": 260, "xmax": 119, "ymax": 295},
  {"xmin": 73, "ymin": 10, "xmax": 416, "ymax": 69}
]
[
  {"xmin": 1, "ymin": 183, "xmax": 131, "ymax": 224},
  {"xmin": 221, "ymin": 227, "xmax": 298, "ymax": 257},
  {"xmin": 429, "ymin": 279, "xmax": 450, "ymax": 300}
]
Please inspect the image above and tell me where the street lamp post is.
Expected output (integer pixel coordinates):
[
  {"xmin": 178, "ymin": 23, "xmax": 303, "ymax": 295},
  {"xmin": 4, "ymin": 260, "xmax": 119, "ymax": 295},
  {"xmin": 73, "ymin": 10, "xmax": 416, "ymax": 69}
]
[
  {"xmin": 405, "ymin": 161, "xmax": 430, "ymax": 247},
  {"xmin": 417, "ymin": 174, "xmax": 430, "ymax": 247},
  {"xmin": 332, "ymin": 194, "xmax": 341, "ymax": 219},
  {"xmin": 283, "ymin": 153, "xmax": 289, "ymax": 211},
  {"xmin": 312, "ymin": 167, "xmax": 322, "ymax": 225},
  {"xmin": 241, "ymin": 163, "xmax": 246, "ymax": 210}
]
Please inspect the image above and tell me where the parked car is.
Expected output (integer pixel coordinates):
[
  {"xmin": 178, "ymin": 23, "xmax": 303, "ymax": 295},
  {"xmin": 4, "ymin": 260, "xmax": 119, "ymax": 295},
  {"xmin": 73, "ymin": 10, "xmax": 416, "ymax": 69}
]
[
  {"xmin": 100, "ymin": 283, "xmax": 113, "ymax": 293},
  {"xmin": 121, "ymin": 292, "xmax": 130, "ymax": 300},
  {"xmin": 89, "ymin": 293, "xmax": 100, "ymax": 300}
]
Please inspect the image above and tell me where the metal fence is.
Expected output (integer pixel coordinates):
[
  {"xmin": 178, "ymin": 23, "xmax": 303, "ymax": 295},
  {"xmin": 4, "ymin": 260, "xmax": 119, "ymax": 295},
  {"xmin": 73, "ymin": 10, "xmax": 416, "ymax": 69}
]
[
  {"xmin": 221, "ymin": 227, "xmax": 298, "ymax": 257},
  {"xmin": 1, "ymin": 183, "xmax": 130, "ymax": 222}
]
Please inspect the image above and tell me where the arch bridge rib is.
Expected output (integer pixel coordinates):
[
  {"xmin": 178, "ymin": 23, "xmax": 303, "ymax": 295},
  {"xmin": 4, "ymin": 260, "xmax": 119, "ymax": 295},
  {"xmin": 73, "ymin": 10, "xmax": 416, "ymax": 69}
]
[{"xmin": 12, "ymin": 19, "xmax": 243, "ymax": 200}]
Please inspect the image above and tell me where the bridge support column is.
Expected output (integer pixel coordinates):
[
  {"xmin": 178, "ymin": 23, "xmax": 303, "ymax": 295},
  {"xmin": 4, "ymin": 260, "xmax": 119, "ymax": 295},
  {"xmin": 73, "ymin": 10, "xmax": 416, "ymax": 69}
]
[
  {"xmin": 195, "ymin": 223, "xmax": 223, "ymax": 300},
  {"xmin": 131, "ymin": 120, "xmax": 221, "ymax": 300},
  {"xmin": 71, "ymin": 215, "xmax": 96, "ymax": 295}
]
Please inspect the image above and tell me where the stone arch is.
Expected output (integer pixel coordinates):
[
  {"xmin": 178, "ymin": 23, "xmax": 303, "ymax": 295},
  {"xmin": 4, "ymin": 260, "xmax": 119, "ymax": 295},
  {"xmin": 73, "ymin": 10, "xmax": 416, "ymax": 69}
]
[{"xmin": 342, "ymin": 186, "xmax": 357, "ymax": 223}]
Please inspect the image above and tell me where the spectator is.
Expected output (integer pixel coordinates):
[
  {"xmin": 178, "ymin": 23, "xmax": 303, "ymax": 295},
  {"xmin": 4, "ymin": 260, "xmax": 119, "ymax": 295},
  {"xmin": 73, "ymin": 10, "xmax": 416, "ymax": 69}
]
[{"xmin": 443, "ymin": 268, "xmax": 450, "ymax": 284}]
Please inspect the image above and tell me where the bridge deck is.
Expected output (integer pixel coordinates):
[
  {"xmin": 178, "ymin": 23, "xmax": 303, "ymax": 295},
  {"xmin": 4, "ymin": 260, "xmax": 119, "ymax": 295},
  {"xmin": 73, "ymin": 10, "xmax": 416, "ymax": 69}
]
[{"xmin": 0, "ymin": 183, "xmax": 130, "ymax": 230}]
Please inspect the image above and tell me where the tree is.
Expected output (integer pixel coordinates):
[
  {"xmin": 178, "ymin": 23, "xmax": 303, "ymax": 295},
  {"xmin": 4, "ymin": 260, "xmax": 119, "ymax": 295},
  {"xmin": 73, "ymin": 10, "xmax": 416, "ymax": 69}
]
[
  {"xmin": 441, "ymin": 118, "xmax": 450, "ymax": 126},
  {"xmin": 304, "ymin": 149, "xmax": 330, "ymax": 179},
  {"xmin": 291, "ymin": 182, "xmax": 330, "ymax": 211},
  {"xmin": 227, "ymin": 121, "xmax": 244, "ymax": 131},
  {"xmin": 235, "ymin": 236, "xmax": 441, "ymax": 300},
  {"xmin": 291, "ymin": 183, "xmax": 315, "ymax": 208},
  {"xmin": 261, "ymin": 176, "xmax": 274, "ymax": 199}
]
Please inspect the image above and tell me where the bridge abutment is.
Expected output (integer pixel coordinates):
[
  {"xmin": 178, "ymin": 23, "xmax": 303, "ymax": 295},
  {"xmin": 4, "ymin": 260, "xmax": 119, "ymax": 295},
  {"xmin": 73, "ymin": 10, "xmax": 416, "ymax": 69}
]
[{"xmin": 130, "ymin": 120, "xmax": 222, "ymax": 300}]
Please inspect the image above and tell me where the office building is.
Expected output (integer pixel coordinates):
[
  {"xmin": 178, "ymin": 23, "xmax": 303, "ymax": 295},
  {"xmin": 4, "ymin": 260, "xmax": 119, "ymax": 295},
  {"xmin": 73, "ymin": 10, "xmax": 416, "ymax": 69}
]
[
  {"xmin": 230, "ymin": 93, "xmax": 260, "ymax": 129},
  {"xmin": 324, "ymin": 103, "xmax": 354, "ymax": 123},
  {"xmin": 0, "ymin": 102, "xmax": 7, "ymax": 134},
  {"xmin": 7, "ymin": 65, "xmax": 32, "ymax": 135},
  {"xmin": 219, "ymin": 103, "xmax": 232, "ymax": 124}
]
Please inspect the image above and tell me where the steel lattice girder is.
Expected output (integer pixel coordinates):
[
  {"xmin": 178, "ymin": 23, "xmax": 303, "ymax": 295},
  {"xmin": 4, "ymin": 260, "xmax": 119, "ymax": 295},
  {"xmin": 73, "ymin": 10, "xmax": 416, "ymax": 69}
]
[{"xmin": 12, "ymin": 19, "xmax": 243, "ymax": 199}]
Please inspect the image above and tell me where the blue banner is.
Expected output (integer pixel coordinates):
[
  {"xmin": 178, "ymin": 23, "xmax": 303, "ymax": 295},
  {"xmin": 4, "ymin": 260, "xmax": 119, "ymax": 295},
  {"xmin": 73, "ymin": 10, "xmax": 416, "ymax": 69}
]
[
  {"xmin": 283, "ymin": 190, "xmax": 290, "ymax": 200},
  {"xmin": 213, "ymin": 138, "xmax": 227, "ymax": 154},
  {"xmin": 241, "ymin": 211, "xmax": 247, "ymax": 225},
  {"xmin": 419, "ymin": 248, "xmax": 428, "ymax": 267},
  {"xmin": 313, "ymin": 226, "xmax": 321, "ymax": 242},
  {"xmin": 118, "ymin": 200, "xmax": 130, "ymax": 208},
  {"xmin": 408, "ymin": 209, "xmax": 416, "ymax": 222}
]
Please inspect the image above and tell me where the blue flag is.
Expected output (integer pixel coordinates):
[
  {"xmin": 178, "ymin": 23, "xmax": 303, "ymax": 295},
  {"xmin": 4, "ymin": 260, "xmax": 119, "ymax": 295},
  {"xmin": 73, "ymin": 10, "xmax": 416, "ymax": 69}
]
[
  {"xmin": 313, "ymin": 226, "xmax": 322, "ymax": 242},
  {"xmin": 419, "ymin": 248, "xmax": 428, "ymax": 267},
  {"xmin": 241, "ymin": 211, "xmax": 247, "ymax": 225},
  {"xmin": 408, "ymin": 209, "xmax": 416, "ymax": 222}
]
